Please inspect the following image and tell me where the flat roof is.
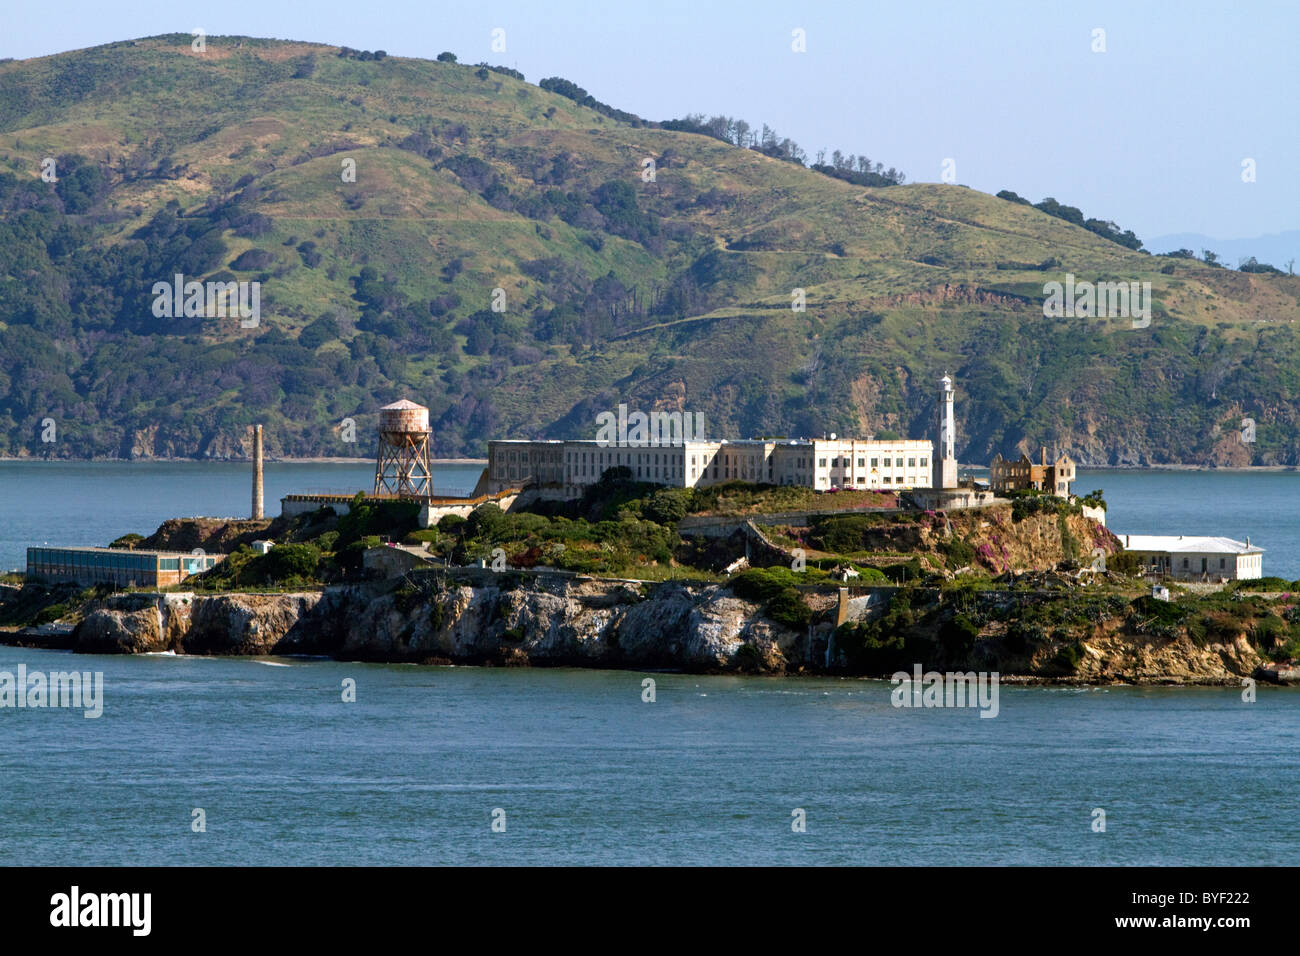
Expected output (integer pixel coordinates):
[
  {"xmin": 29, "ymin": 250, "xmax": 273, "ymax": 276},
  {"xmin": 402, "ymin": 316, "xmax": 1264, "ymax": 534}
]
[
  {"xmin": 489, "ymin": 437, "xmax": 932, "ymax": 447},
  {"xmin": 27, "ymin": 546, "xmax": 225, "ymax": 558},
  {"xmin": 1120, "ymin": 534, "xmax": 1263, "ymax": 554}
]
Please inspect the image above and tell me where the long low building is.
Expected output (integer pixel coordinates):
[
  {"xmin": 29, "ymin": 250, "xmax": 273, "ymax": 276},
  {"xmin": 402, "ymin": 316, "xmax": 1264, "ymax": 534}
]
[
  {"xmin": 1119, "ymin": 533, "xmax": 1264, "ymax": 582},
  {"xmin": 486, "ymin": 437, "xmax": 935, "ymax": 499},
  {"xmin": 27, "ymin": 546, "xmax": 224, "ymax": 588}
]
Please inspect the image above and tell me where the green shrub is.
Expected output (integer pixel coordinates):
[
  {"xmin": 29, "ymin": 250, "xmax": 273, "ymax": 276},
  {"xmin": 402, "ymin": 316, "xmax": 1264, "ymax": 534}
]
[
  {"xmin": 1108, "ymin": 551, "xmax": 1139, "ymax": 576},
  {"xmin": 1050, "ymin": 642, "xmax": 1083, "ymax": 673},
  {"xmin": 941, "ymin": 537, "xmax": 976, "ymax": 568},
  {"xmin": 438, "ymin": 513, "xmax": 467, "ymax": 533},
  {"xmin": 729, "ymin": 567, "xmax": 805, "ymax": 602},
  {"xmin": 809, "ymin": 514, "xmax": 884, "ymax": 553},
  {"xmin": 940, "ymin": 613, "xmax": 980, "ymax": 659},
  {"xmin": 1078, "ymin": 490, "xmax": 1107, "ymax": 511},
  {"xmin": 1228, "ymin": 576, "xmax": 1291, "ymax": 593},
  {"xmin": 335, "ymin": 492, "xmax": 421, "ymax": 547},
  {"xmin": 880, "ymin": 558, "xmax": 923, "ymax": 584},
  {"xmin": 1251, "ymin": 614, "xmax": 1289, "ymax": 648},
  {"xmin": 834, "ymin": 621, "xmax": 908, "ymax": 672},
  {"xmin": 643, "ymin": 488, "xmax": 691, "ymax": 525},
  {"xmin": 734, "ymin": 642, "xmax": 763, "ymax": 672},
  {"xmin": 247, "ymin": 543, "xmax": 321, "ymax": 584},
  {"xmin": 1130, "ymin": 594, "xmax": 1187, "ymax": 624},
  {"xmin": 465, "ymin": 503, "xmax": 507, "ymax": 540},
  {"xmin": 33, "ymin": 603, "xmax": 68, "ymax": 625},
  {"xmin": 764, "ymin": 588, "xmax": 811, "ymax": 630}
]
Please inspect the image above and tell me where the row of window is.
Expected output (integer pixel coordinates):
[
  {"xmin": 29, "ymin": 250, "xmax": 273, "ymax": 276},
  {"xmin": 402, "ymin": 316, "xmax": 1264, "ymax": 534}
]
[
  {"xmin": 28, "ymin": 548, "xmax": 158, "ymax": 571},
  {"xmin": 1139, "ymin": 554, "xmax": 1234, "ymax": 570},
  {"xmin": 819, "ymin": 457, "xmax": 927, "ymax": 468},
  {"xmin": 820, "ymin": 476, "xmax": 919, "ymax": 487},
  {"xmin": 26, "ymin": 549, "xmax": 219, "ymax": 574}
]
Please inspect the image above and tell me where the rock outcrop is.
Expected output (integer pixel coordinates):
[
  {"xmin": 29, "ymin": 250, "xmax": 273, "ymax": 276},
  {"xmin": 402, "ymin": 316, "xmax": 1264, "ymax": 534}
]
[
  {"xmin": 62, "ymin": 578, "xmax": 806, "ymax": 671},
  {"xmin": 73, "ymin": 593, "xmax": 193, "ymax": 653},
  {"xmin": 72, "ymin": 591, "xmax": 320, "ymax": 655},
  {"xmin": 185, "ymin": 592, "xmax": 323, "ymax": 655},
  {"xmin": 44, "ymin": 575, "xmax": 1283, "ymax": 685}
]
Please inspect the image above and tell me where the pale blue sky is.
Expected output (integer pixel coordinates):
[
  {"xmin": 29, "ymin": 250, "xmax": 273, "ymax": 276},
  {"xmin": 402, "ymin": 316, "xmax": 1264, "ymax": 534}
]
[{"xmin": 4, "ymin": 0, "xmax": 1297, "ymax": 242}]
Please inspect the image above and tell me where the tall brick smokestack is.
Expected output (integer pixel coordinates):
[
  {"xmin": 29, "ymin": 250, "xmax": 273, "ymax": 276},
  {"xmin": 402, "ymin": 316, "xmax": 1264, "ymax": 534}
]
[{"xmin": 252, "ymin": 424, "xmax": 264, "ymax": 519}]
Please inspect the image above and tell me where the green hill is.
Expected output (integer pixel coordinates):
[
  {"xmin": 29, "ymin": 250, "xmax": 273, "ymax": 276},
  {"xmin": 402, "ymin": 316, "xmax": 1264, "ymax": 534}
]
[{"xmin": 2, "ymin": 35, "xmax": 1299, "ymax": 464}]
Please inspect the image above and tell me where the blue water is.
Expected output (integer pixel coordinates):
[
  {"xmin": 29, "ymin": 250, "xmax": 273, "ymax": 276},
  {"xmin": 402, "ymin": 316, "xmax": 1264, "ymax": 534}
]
[
  {"xmin": 2, "ymin": 462, "xmax": 1295, "ymax": 578},
  {"xmin": 2, "ymin": 465, "xmax": 1299, "ymax": 863},
  {"xmin": 0, "ymin": 460, "xmax": 484, "ymax": 572},
  {"xmin": 1080, "ymin": 469, "xmax": 1300, "ymax": 580},
  {"xmin": 0, "ymin": 648, "xmax": 1293, "ymax": 865}
]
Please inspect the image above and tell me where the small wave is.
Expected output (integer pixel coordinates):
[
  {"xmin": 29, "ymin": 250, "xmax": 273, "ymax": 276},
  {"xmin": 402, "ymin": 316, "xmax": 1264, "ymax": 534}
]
[{"xmin": 253, "ymin": 660, "xmax": 292, "ymax": 667}]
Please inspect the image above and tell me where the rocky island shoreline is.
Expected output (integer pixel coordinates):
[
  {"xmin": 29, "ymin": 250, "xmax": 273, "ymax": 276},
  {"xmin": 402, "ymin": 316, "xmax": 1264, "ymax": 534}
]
[
  {"xmin": 2, "ymin": 570, "xmax": 1292, "ymax": 687},
  {"xmin": 4, "ymin": 479, "xmax": 1297, "ymax": 687}
]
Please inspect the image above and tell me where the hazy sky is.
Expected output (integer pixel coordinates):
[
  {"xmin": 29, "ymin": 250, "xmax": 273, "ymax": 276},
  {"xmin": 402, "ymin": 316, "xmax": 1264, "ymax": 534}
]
[{"xmin": 5, "ymin": 0, "xmax": 1297, "ymax": 242}]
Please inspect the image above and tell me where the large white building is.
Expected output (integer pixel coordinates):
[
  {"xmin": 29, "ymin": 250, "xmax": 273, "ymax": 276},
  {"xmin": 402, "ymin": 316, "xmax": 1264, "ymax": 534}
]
[
  {"xmin": 487, "ymin": 436, "xmax": 934, "ymax": 499},
  {"xmin": 1120, "ymin": 534, "xmax": 1264, "ymax": 582}
]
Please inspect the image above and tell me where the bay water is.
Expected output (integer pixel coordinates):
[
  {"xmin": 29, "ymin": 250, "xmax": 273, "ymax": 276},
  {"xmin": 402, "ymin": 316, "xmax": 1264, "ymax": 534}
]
[{"xmin": 0, "ymin": 462, "xmax": 1297, "ymax": 864}]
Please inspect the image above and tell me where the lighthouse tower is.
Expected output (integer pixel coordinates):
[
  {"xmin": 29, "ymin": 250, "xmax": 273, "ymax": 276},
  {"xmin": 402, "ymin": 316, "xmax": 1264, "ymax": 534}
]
[{"xmin": 933, "ymin": 373, "xmax": 958, "ymax": 490}]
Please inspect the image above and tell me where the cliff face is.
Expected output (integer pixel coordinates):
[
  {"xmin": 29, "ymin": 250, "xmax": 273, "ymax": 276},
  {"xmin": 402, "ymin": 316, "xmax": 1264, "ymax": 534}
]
[
  {"xmin": 1068, "ymin": 625, "xmax": 1263, "ymax": 684},
  {"xmin": 943, "ymin": 506, "xmax": 1120, "ymax": 572},
  {"xmin": 280, "ymin": 579, "xmax": 798, "ymax": 671},
  {"xmin": 66, "ymin": 580, "xmax": 808, "ymax": 671},
  {"xmin": 57, "ymin": 577, "xmax": 1273, "ymax": 685},
  {"xmin": 73, "ymin": 593, "xmax": 193, "ymax": 654},
  {"xmin": 74, "ymin": 592, "xmax": 321, "ymax": 655}
]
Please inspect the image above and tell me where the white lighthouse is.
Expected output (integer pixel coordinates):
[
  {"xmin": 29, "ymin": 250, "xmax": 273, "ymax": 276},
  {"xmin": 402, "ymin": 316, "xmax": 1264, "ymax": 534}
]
[{"xmin": 933, "ymin": 372, "xmax": 958, "ymax": 490}]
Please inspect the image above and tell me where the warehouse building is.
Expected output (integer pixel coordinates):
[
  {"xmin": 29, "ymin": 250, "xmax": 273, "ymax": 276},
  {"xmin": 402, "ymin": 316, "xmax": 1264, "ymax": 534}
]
[
  {"xmin": 1119, "ymin": 534, "xmax": 1264, "ymax": 582},
  {"xmin": 26, "ymin": 546, "xmax": 224, "ymax": 588}
]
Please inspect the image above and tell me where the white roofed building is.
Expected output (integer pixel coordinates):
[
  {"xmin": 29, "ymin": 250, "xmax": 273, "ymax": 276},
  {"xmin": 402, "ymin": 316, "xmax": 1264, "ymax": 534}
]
[{"xmin": 1120, "ymin": 533, "xmax": 1264, "ymax": 582}]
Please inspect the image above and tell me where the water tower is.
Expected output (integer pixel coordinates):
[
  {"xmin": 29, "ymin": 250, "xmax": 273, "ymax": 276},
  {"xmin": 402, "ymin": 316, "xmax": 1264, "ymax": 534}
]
[{"xmin": 374, "ymin": 399, "xmax": 433, "ymax": 497}]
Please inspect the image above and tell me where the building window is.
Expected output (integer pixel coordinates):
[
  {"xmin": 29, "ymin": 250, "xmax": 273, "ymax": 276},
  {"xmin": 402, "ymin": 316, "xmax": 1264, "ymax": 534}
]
[
  {"xmin": 818, "ymin": 458, "xmax": 827, "ymax": 467},
  {"xmin": 870, "ymin": 458, "xmax": 878, "ymax": 467},
  {"xmin": 908, "ymin": 458, "xmax": 916, "ymax": 467},
  {"xmin": 896, "ymin": 458, "xmax": 903, "ymax": 467},
  {"xmin": 920, "ymin": 458, "xmax": 927, "ymax": 467},
  {"xmin": 857, "ymin": 458, "xmax": 865, "ymax": 467},
  {"xmin": 883, "ymin": 477, "xmax": 891, "ymax": 484}
]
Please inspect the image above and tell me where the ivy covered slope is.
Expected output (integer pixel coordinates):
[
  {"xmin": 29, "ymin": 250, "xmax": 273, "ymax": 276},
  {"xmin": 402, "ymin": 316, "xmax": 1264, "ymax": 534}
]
[{"xmin": 1, "ymin": 35, "xmax": 1298, "ymax": 462}]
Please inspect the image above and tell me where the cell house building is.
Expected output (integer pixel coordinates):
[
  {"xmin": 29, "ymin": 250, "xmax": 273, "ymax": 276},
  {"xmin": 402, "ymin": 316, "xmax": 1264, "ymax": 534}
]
[{"xmin": 26, "ymin": 547, "xmax": 224, "ymax": 588}]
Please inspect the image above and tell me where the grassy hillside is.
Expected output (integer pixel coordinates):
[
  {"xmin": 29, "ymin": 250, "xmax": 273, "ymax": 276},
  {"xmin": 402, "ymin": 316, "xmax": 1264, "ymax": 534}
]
[{"xmin": 1, "ymin": 35, "xmax": 1298, "ymax": 463}]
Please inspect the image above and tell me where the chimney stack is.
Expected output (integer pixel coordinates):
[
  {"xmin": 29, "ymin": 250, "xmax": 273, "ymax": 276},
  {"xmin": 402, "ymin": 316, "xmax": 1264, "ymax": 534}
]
[{"xmin": 252, "ymin": 424, "xmax": 264, "ymax": 519}]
